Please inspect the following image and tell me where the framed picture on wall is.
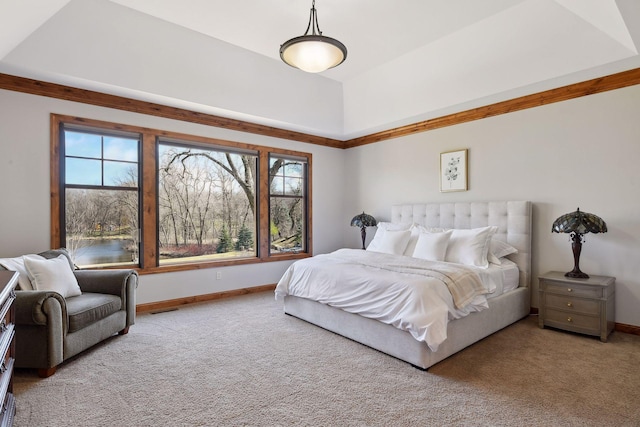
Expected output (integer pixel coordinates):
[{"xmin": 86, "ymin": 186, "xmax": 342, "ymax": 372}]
[{"xmin": 440, "ymin": 149, "xmax": 468, "ymax": 192}]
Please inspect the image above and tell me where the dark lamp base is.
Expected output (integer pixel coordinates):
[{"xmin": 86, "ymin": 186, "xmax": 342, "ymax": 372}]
[
  {"xmin": 567, "ymin": 235, "xmax": 589, "ymax": 279},
  {"xmin": 565, "ymin": 270, "xmax": 589, "ymax": 279}
]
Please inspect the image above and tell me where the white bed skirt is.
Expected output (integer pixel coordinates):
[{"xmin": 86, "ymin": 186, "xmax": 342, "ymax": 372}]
[{"xmin": 284, "ymin": 286, "xmax": 530, "ymax": 370}]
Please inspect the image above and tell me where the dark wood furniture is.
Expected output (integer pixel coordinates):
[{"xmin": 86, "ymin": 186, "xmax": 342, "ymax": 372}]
[
  {"xmin": 538, "ymin": 271, "xmax": 615, "ymax": 342},
  {"xmin": 0, "ymin": 271, "xmax": 17, "ymax": 426}
]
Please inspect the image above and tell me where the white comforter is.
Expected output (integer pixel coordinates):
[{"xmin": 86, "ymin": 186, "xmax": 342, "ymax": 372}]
[{"xmin": 275, "ymin": 249, "xmax": 491, "ymax": 352}]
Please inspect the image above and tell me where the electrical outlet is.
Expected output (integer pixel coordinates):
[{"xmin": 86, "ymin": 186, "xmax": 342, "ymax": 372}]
[{"xmin": 216, "ymin": 271, "xmax": 222, "ymax": 280}]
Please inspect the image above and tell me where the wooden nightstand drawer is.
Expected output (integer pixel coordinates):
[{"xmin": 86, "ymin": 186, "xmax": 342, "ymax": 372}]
[
  {"xmin": 544, "ymin": 308, "xmax": 600, "ymax": 332},
  {"xmin": 543, "ymin": 281, "xmax": 603, "ymax": 298},
  {"xmin": 544, "ymin": 294, "xmax": 600, "ymax": 314},
  {"xmin": 538, "ymin": 271, "xmax": 615, "ymax": 342}
]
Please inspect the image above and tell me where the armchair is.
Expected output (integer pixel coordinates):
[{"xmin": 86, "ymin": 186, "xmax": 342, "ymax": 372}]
[{"xmin": 0, "ymin": 249, "xmax": 137, "ymax": 377}]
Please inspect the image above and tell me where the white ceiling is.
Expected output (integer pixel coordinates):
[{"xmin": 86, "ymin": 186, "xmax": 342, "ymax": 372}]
[
  {"xmin": 107, "ymin": 0, "xmax": 536, "ymax": 83},
  {"xmin": 1, "ymin": 0, "xmax": 639, "ymax": 139}
]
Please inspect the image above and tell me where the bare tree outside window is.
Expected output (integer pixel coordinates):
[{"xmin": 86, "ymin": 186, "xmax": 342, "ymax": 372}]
[
  {"xmin": 158, "ymin": 143, "xmax": 257, "ymax": 264},
  {"xmin": 53, "ymin": 115, "xmax": 312, "ymax": 273},
  {"xmin": 269, "ymin": 156, "xmax": 306, "ymax": 254},
  {"xmin": 63, "ymin": 129, "xmax": 140, "ymax": 267}
]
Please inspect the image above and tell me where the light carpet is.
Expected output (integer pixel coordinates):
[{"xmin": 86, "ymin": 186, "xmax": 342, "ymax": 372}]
[{"xmin": 13, "ymin": 291, "xmax": 640, "ymax": 426}]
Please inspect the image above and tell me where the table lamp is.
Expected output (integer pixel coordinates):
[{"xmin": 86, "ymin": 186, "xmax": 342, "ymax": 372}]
[
  {"xmin": 552, "ymin": 207, "xmax": 607, "ymax": 278},
  {"xmin": 350, "ymin": 212, "xmax": 377, "ymax": 250}
]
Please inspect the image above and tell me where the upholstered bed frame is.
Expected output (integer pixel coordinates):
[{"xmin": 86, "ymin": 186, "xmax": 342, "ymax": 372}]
[{"xmin": 283, "ymin": 201, "xmax": 532, "ymax": 370}]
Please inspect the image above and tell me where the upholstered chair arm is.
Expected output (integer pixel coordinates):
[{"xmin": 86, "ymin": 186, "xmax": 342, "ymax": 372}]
[
  {"xmin": 14, "ymin": 290, "xmax": 67, "ymax": 371},
  {"xmin": 15, "ymin": 290, "xmax": 67, "ymax": 328},
  {"xmin": 74, "ymin": 270, "xmax": 138, "ymax": 326}
]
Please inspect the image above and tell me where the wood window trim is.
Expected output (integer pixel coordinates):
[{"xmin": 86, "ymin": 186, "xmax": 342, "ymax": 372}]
[
  {"xmin": 267, "ymin": 154, "xmax": 310, "ymax": 255},
  {"xmin": 51, "ymin": 114, "xmax": 312, "ymax": 275}
]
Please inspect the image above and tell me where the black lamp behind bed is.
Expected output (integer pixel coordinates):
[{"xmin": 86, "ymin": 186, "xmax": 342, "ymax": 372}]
[
  {"xmin": 552, "ymin": 207, "xmax": 607, "ymax": 279},
  {"xmin": 350, "ymin": 212, "xmax": 377, "ymax": 250}
]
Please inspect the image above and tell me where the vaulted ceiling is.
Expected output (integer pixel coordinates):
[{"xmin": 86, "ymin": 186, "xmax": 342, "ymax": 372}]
[{"xmin": 1, "ymin": 0, "xmax": 639, "ymax": 139}]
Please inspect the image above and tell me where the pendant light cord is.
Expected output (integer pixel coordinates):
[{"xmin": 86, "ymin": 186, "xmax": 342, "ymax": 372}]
[{"xmin": 303, "ymin": 0, "xmax": 322, "ymax": 36}]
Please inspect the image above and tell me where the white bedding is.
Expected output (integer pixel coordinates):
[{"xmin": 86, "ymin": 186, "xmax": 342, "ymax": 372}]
[
  {"xmin": 476, "ymin": 258, "xmax": 520, "ymax": 299},
  {"xmin": 275, "ymin": 249, "xmax": 498, "ymax": 352}
]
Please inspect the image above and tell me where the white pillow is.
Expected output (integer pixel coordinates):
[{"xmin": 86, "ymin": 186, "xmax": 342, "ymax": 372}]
[
  {"xmin": 445, "ymin": 226, "xmax": 497, "ymax": 268},
  {"xmin": 366, "ymin": 222, "xmax": 411, "ymax": 252},
  {"xmin": 0, "ymin": 254, "xmax": 45, "ymax": 290},
  {"xmin": 403, "ymin": 225, "xmax": 450, "ymax": 256},
  {"xmin": 375, "ymin": 229, "xmax": 412, "ymax": 255},
  {"xmin": 488, "ymin": 239, "xmax": 519, "ymax": 264},
  {"xmin": 412, "ymin": 230, "xmax": 453, "ymax": 261},
  {"xmin": 403, "ymin": 224, "xmax": 423, "ymax": 256},
  {"xmin": 24, "ymin": 254, "xmax": 82, "ymax": 298}
]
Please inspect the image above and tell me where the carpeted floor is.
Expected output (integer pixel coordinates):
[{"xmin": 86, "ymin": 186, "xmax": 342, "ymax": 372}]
[{"xmin": 13, "ymin": 291, "xmax": 640, "ymax": 426}]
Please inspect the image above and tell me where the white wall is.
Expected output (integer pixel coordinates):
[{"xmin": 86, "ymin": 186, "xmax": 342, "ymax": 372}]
[
  {"xmin": 1, "ymin": 82, "xmax": 639, "ymax": 327},
  {"xmin": 0, "ymin": 89, "xmax": 346, "ymax": 304},
  {"xmin": 1, "ymin": 0, "xmax": 345, "ymax": 138},
  {"xmin": 342, "ymin": 84, "xmax": 640, "ymax": 327},
  {"xmin": 342, "ymin": 1, "xmax": 639, "ymax": 139}
]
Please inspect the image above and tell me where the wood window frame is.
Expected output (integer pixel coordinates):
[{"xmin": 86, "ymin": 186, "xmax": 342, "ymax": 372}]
[
  {"xmin": 268, "ymin": 154, "xmax": 310, "ymax": 255},
  {"xmin": 51, "ymin": 114, "xmax": 312, "ymax": 274}
]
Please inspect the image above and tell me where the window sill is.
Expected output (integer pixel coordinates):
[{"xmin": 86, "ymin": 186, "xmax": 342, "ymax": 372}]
[{"xmin": 134, "ymin": 252, "xmax": 312, "ymax": 275}]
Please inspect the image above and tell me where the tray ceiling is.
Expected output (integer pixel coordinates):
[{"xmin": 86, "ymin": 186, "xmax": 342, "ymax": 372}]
[{"xmin": 1, "ymin": 0, "xmax": 639, "ymax": 139}]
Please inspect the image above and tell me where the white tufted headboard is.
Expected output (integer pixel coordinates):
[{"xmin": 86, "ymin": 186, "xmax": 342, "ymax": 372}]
[{"xmin": 391, "ymin": 201, "xmax": 532, "ymax": 288}]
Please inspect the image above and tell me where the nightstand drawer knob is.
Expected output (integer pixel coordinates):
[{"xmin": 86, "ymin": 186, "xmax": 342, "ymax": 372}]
[
  {"xmin": 567, "ymin": 317, "xmax": 573, "ymax": 322},
  {"xmin": 567, "ymin": 288, "xmax": 573, "ymax": 292},
  {"xmin": 567, "ymin": 302, "xmax": 573, "ymax": 308}
]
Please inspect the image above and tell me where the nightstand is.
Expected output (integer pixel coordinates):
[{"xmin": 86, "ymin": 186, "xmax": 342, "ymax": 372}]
[{"xmin": 538, "ymin": 271, "xmax": 615, "ymax": 342}]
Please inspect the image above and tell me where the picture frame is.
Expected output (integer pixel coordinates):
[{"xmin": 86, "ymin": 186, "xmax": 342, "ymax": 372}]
[{"xmin": 440, "ymin": 149, "xmax": 468, "ymax": 192}]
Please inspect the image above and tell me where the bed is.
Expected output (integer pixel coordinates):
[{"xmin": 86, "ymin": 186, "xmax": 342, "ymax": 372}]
[{"xmin": 276, "ymin": 201, "xmax": 532, "ymax": 370}]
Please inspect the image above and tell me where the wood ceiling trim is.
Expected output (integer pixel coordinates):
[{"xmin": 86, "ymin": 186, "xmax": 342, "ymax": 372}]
[
  {"xmin": 2, "ymin": 68, "xmax": 640, "ymax": 150},
  {"xmin": 344, "ymin": 67, "xmax": 640, "ymax": 148},
  {"xmin": 0, "ymin": 73, "xmax": 344, "ymax": 149}
]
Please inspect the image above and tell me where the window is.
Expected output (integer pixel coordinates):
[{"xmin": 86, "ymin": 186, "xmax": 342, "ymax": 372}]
[
  {"xmin": 61, "ymin": 127, "xmax": 140, "ymax": 268},
  {"xmin": 269, "ymin": 155, "xmax": 307, "ymax": 254},
  {"xmin": 158, "ymin": 141, "xmax": 258, "ymax": 264},
  {"xmin": 51, "ymin": 115, "xmax": 312, "ymax": 274}
]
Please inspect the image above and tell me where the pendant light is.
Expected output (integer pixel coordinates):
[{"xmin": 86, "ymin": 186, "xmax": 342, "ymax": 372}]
[{"xmin": 280, "ymin": 0, "xmax": 347, "ymax": 73}]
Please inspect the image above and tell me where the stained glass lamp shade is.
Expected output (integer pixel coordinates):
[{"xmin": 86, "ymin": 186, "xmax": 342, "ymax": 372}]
[
  {"xmin": 350, "ymin": 212, "xmax": 377, "ymax": 250},
  {"xmin": 552, "ymin": 208, "xmax": 607, "ymax": 278}
]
